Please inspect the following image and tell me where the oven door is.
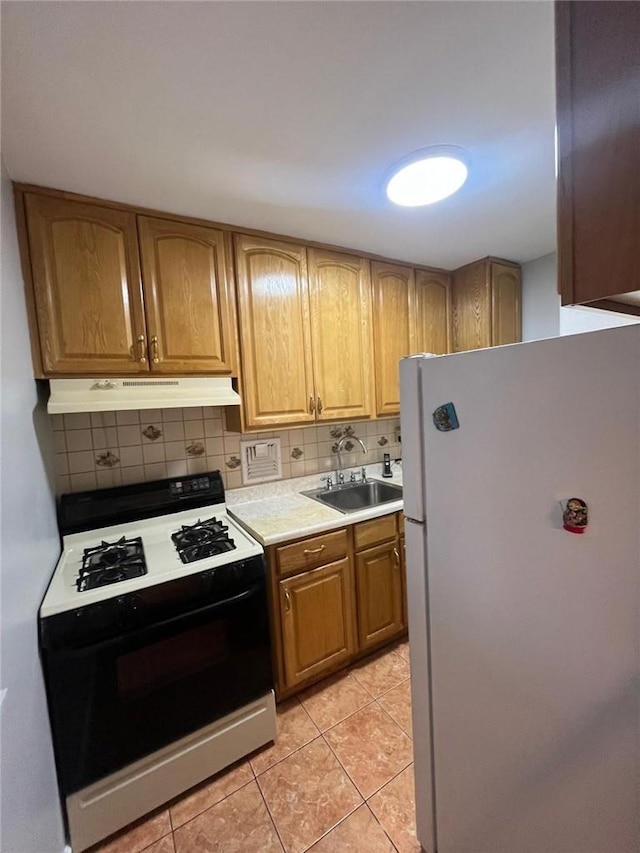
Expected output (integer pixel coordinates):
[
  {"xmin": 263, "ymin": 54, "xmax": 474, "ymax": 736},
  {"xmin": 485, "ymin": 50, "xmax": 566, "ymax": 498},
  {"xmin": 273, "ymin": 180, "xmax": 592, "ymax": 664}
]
[{"xmin": 42, "ymin": 578, "xmax": 272, "ymax": 794}]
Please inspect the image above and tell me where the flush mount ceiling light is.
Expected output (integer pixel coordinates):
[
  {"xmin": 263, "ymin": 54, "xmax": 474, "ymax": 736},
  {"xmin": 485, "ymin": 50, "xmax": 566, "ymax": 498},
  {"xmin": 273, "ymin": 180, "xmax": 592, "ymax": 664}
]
[{"xmin": 385, "ymin": 146, "xmax": 469, "ymax": 207}]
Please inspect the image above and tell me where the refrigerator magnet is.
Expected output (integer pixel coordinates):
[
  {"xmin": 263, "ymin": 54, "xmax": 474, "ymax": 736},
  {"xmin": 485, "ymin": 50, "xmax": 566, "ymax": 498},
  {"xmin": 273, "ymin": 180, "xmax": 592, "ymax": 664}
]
[
  {"xmin": 433, "ymin": 402, "xmax": 459, "ymax": 432},
  {"xmin": 561, "ymin": 498, "xmax": 588, "ymax": 534}
]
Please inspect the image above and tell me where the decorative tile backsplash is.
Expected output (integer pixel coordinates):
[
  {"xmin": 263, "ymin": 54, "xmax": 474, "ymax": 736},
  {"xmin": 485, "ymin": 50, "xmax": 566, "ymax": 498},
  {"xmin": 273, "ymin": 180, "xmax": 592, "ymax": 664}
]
[{"xmin": 52, "ymin": 407, "xmax": 401, "ymax": 494}]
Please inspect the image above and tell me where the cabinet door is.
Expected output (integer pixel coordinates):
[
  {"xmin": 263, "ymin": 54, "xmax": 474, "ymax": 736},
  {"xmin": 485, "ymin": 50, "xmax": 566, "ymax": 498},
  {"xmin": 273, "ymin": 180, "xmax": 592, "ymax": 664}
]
[
  {"xmin": 235, "ymin": 235, "xmax": 315, "ymax": 429},
  {"xmin": 25, "ymin": 194, "xmax": 147, "ymax": 375},
  {"xmin": 138, "ymin": 217, "xmax": 237, "ymax": 374},
  {"xmin": 371, "ymin": 262, "xmax": 415, "ymax": 416},
  {"xmin": 355, "ymin": 541, "xmax": 403, "ymax": 650},
  {"xmin": 308, "ymin": 249, "xmax": 375, "ymax": 421},
  {"xmin": 414, "ymin": 270, "xmax": 451, "ymax": 355},
  {"xmin": 451, "ymin": 261, "xmax": 491, "ymax": 352},
  {"xmin": 490, "ymin": 262, "xmax": 521, "ymax": 346},
  {"xmin": 279, "ymin": 559, "xmax": 356, "ymax": 688},
  {"xmin": 556, "ymin": 1, "xmax": 640, "ymax": 305}
]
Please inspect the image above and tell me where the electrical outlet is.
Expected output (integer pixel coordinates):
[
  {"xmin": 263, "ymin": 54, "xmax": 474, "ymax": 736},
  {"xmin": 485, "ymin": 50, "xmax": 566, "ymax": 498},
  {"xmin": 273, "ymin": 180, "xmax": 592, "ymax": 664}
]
[{"xmin": 394, "ymin": 425, "xmax": 401, "ymax": 443}]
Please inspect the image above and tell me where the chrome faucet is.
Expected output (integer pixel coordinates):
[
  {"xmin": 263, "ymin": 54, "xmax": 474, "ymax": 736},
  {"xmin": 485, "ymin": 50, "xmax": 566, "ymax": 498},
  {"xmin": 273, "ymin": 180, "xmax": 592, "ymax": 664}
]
[{"xmin": 335, "ymin": 434, "xmax": 367, "ymax": 481}]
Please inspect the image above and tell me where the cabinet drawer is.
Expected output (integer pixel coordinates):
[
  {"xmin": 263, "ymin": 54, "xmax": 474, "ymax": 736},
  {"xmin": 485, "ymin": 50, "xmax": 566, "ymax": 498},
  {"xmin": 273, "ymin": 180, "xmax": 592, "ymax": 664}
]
[
  {"xmin": 276, "ymin": 529, "xmax": 348, "ymax": 577},
  {"xmin": 354, "ymin": 513, "xmax": 397, "ymax": 550}
]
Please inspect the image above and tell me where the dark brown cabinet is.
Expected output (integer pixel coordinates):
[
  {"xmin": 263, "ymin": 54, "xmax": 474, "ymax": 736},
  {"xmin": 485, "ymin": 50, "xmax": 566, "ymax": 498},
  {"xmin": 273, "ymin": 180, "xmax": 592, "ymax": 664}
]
[{"xmin": 556, "ymin": 1, "xmax": 640, "ymax": 309}]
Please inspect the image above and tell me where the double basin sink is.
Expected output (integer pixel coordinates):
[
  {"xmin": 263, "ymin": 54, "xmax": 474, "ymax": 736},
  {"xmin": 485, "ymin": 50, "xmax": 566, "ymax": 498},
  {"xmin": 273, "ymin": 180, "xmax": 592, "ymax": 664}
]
[{"xmin": 302, "ymin": 479, "xmax": 403, "ymax": 514}]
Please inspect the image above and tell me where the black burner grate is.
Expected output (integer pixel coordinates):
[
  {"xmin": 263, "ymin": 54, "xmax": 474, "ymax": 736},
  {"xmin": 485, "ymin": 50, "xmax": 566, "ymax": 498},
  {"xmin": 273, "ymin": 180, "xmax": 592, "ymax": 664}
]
[
  {"xmin": 77, "ymin": 536, "xmax": 147, "ymax": 591},
  {"xmin": 171, "ymin": 517, "xmax": 236, "ymax": 564}
]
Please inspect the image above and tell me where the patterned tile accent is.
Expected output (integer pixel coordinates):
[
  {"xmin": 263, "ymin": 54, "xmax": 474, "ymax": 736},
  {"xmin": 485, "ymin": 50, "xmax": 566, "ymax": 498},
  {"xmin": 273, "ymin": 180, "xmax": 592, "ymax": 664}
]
[
  {"xmin": 91, "ymin": 640, "xmax": 416, "ymax": 853},
  {"xmin": 52, "ymin": 408, "xmax": 401, "ymax": 494}
]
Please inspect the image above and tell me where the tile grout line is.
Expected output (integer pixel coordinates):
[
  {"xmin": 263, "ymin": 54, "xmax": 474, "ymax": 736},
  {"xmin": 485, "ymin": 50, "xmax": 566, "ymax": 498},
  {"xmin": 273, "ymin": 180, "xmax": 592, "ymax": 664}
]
[
  {"xmin": 255, "ymin": 731, "xmax": 364, "ymax": 853},
  {"xmin": 364, "ymin": 802, "xmax": 402, "ymax": 853},
  {"xmin": 254, "ymin": 775, "xmax": 289, "ymax": 853},
  {"xmin": 299, "ymin": 798, "xmax": 364, "ymax": 853},
  {"xmin": 250, "ymin": 697, "xmax": 320, "ymax": 778},
  {"xmin": 168, "ymin": 775, "xmax": 256, "ymax": 834},
  {"xmin": 312, "ymin": 695, "xmax": 378, "ymax": 737},
  {"xmin": 366, "ymin": 760, "xmax": 415, "ymax": 806},
  {"xmin": 320, "ymin": 702, "xmax": 413, "ymax": 802},
  {"xmin": 375, "ymin": 689, "xmax": 414, "ymax": 740}
]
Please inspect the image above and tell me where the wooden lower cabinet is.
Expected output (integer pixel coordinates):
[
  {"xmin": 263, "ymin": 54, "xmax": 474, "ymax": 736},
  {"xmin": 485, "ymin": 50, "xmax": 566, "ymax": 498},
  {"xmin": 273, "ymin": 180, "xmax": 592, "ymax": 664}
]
[
  {"xmin": 272, "ymin": 513, "xmax": 407, "ymax": 698},
  {"xmin": 279, "ymin": 558, "xmax": 356, "ymax": 688},
  {"xmin": 355, "ymin": 541, "xmax": 404, "ymax": 650}
]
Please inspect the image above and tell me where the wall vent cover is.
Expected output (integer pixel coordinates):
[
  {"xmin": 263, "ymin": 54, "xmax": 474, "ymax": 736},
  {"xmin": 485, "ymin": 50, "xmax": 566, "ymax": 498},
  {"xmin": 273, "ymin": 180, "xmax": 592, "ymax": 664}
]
[{"xmin": 240, "ymin": 438, "xmax": 282, "ymax": 485}]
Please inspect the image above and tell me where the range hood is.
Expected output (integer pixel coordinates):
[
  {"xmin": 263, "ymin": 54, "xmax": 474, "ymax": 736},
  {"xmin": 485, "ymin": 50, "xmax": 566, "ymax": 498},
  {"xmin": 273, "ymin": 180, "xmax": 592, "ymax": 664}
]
[{"xmin": 47, "ymin": 377, "xmax": 241, "ymax": 414}]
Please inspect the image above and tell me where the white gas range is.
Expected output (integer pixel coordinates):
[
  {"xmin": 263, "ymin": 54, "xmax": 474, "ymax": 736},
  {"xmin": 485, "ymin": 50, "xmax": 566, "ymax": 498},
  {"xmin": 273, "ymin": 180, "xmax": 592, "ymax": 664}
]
[
  {"xmin": 39, "ymin": 471, "xmax": 275, "ymax": 853},
  {"xmin": 42, "ymin": 503, "xmax": 263, "ymax": 617}
]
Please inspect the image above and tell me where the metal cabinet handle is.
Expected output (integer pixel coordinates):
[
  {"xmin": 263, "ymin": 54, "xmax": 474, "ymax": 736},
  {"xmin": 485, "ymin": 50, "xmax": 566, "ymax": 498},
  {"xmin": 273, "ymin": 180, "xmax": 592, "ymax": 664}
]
[
  {"xmin": 317, "ymin": 396, "xmax": 323, "ymax": 414},
  {"xmin": 150, "ymin": 335, "xmax": 159, "ymax": 364},
  {"xmin": 303, "ymin": 545, "xmax": 326, "ymax": 557},
  {"xmin": 309, "ymin": 396, "xmax": 316, "ymax": 414},
  {"xmin": 393, "ymin": 547, "xmax": 400, "ymax": 569},
  {"xmin": 284, "ymin": 589, "xmax": 292, "ymax": 612},
  {"xmin": 136, "ymin": 335, "xmax": 147, "ymax": 363}
]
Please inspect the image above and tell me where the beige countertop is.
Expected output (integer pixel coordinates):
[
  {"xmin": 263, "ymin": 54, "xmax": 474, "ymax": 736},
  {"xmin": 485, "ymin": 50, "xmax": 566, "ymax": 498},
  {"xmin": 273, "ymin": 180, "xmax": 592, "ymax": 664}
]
[{"xmin": 227, "ymin": 463, "xmax": 403, "ymax": 547}]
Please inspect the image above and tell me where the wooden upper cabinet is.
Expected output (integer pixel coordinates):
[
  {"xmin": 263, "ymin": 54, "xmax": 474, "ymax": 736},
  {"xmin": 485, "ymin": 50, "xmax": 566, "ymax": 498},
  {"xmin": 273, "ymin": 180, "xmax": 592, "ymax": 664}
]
[
  {"xmin": 414, "ymin": 270, "xmax": 451, "ymax": 355},
  {"xmin": 235, "ymin": 234, "xmax": 315, "ymax": 429},
  {"xmin": 452, "ymin": 258, "xmax": 521, "ymax": 351},
  {"xmin": 307, "ymin": 249, "xmax": 375, "ymax": 421},
  {"xmin": 138, "ymin": 217, "xmax": 236, "ymax": 374},
  {"xmin": 371, "ymin": 262, "xmax": 415, "ymax": 416},
  {"xmin": 491, "ymin": 262, "xmax": 521, "ymax": 345},
  {"xmin": 451, "ymin": 261, "xmax": 491, "ymax": 352},
  {"xmin": 556, "ymin": 1, "xmax": 640, "ymax": 307},
  {"xmin": 24, "ymin": 194, "xmax": 147, "ymax": 375}
]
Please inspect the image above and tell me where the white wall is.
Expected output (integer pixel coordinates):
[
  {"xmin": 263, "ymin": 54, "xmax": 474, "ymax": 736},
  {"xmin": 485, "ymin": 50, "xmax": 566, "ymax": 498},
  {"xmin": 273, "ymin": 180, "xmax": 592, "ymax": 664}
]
[
  {"xmin": 521, "ymin": 250, "xmax": 640, "ymax": 339},
  {"xmin": 560, "ymin": 305, "xmax": 640, "ymax": 335},
  {"xmin": 521, "ymin": 252, "xmax": 560, "ymax": 341},
  {"xmin": 0, "ymin": 159, "xmax": 66, "ymax": 851}
]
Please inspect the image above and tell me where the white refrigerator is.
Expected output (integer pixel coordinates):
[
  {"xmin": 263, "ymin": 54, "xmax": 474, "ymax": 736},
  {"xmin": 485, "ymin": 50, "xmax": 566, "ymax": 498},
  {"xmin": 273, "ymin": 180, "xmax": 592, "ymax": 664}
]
[{"xmin": 400, "ymin": 326, "xmax": 639, "ymax": 853}]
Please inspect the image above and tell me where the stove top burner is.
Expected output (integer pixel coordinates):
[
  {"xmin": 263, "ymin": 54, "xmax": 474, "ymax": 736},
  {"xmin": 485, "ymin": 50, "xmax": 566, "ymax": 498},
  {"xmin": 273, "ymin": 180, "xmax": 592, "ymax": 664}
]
[
  {"xmin": 172, "ymin": 517, "xmax": 236, "ymax": 564},
  {"xmin": 77, "ymin": 536, "xmax": 147, "ymax": 591}
]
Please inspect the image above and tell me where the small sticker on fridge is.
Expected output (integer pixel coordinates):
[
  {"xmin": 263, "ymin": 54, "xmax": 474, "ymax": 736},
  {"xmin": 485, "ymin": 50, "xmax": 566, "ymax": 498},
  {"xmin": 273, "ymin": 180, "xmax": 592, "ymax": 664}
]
[{"xmin": 433, "ymin": 403, "xmax": 459, "ymax": 431}]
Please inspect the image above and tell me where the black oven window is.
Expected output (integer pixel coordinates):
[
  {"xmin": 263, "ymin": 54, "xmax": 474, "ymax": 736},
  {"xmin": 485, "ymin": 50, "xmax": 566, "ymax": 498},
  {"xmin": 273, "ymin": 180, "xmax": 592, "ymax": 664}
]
[{"xmin": 117, "ymin": 622, "xmax": 229, "ymax": 700}]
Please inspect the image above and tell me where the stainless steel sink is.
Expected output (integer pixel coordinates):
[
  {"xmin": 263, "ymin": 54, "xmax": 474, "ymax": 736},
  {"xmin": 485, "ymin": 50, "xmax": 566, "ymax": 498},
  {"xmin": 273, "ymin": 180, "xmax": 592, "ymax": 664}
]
[{"xmin": 302, "ymin": 480, "xmax": 403, "ymax": 513}]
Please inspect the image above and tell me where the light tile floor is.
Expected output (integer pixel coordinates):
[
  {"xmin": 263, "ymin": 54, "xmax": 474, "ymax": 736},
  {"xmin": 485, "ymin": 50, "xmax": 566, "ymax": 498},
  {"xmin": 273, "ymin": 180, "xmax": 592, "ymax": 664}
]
[{"xmin": 89, "ymin": 641, "xmax": 421, "ymax": 853}]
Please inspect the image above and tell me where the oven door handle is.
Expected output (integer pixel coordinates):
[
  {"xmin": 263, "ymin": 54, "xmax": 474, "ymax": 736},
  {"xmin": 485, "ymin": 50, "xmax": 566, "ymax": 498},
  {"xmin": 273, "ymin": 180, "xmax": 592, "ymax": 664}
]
[{"xmin": 60, "ymin": 583, "xmax": 262, "ymax": 655}]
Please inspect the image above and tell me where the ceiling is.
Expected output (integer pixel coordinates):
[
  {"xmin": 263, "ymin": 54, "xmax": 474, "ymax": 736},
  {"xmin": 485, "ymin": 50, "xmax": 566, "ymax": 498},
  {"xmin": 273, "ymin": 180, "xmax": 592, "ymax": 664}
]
[{"xmin": 1, "ymin": 1, "xmax": 556, "ymax": 269}]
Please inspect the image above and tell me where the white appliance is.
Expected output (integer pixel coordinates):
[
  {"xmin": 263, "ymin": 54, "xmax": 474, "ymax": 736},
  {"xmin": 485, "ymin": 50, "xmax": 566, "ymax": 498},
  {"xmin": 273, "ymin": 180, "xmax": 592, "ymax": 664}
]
[
  {"xmin": 400, "ymin": 327, "xmax": 640, "ymax": 853},
  {"xmin": 47, "ymin": 376, "xmax": 241, "ymax": 414},
  {"xmin": 40, "ymin": 472, "xmax": 275, "ymax": 852}
]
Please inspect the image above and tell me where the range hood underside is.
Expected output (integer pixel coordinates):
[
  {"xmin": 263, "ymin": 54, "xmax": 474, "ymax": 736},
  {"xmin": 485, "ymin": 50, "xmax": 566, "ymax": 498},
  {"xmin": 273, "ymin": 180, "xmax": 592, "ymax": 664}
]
[{"xmin": 47, "ymin": 377, "xmax": 241, "ymax": 414}]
